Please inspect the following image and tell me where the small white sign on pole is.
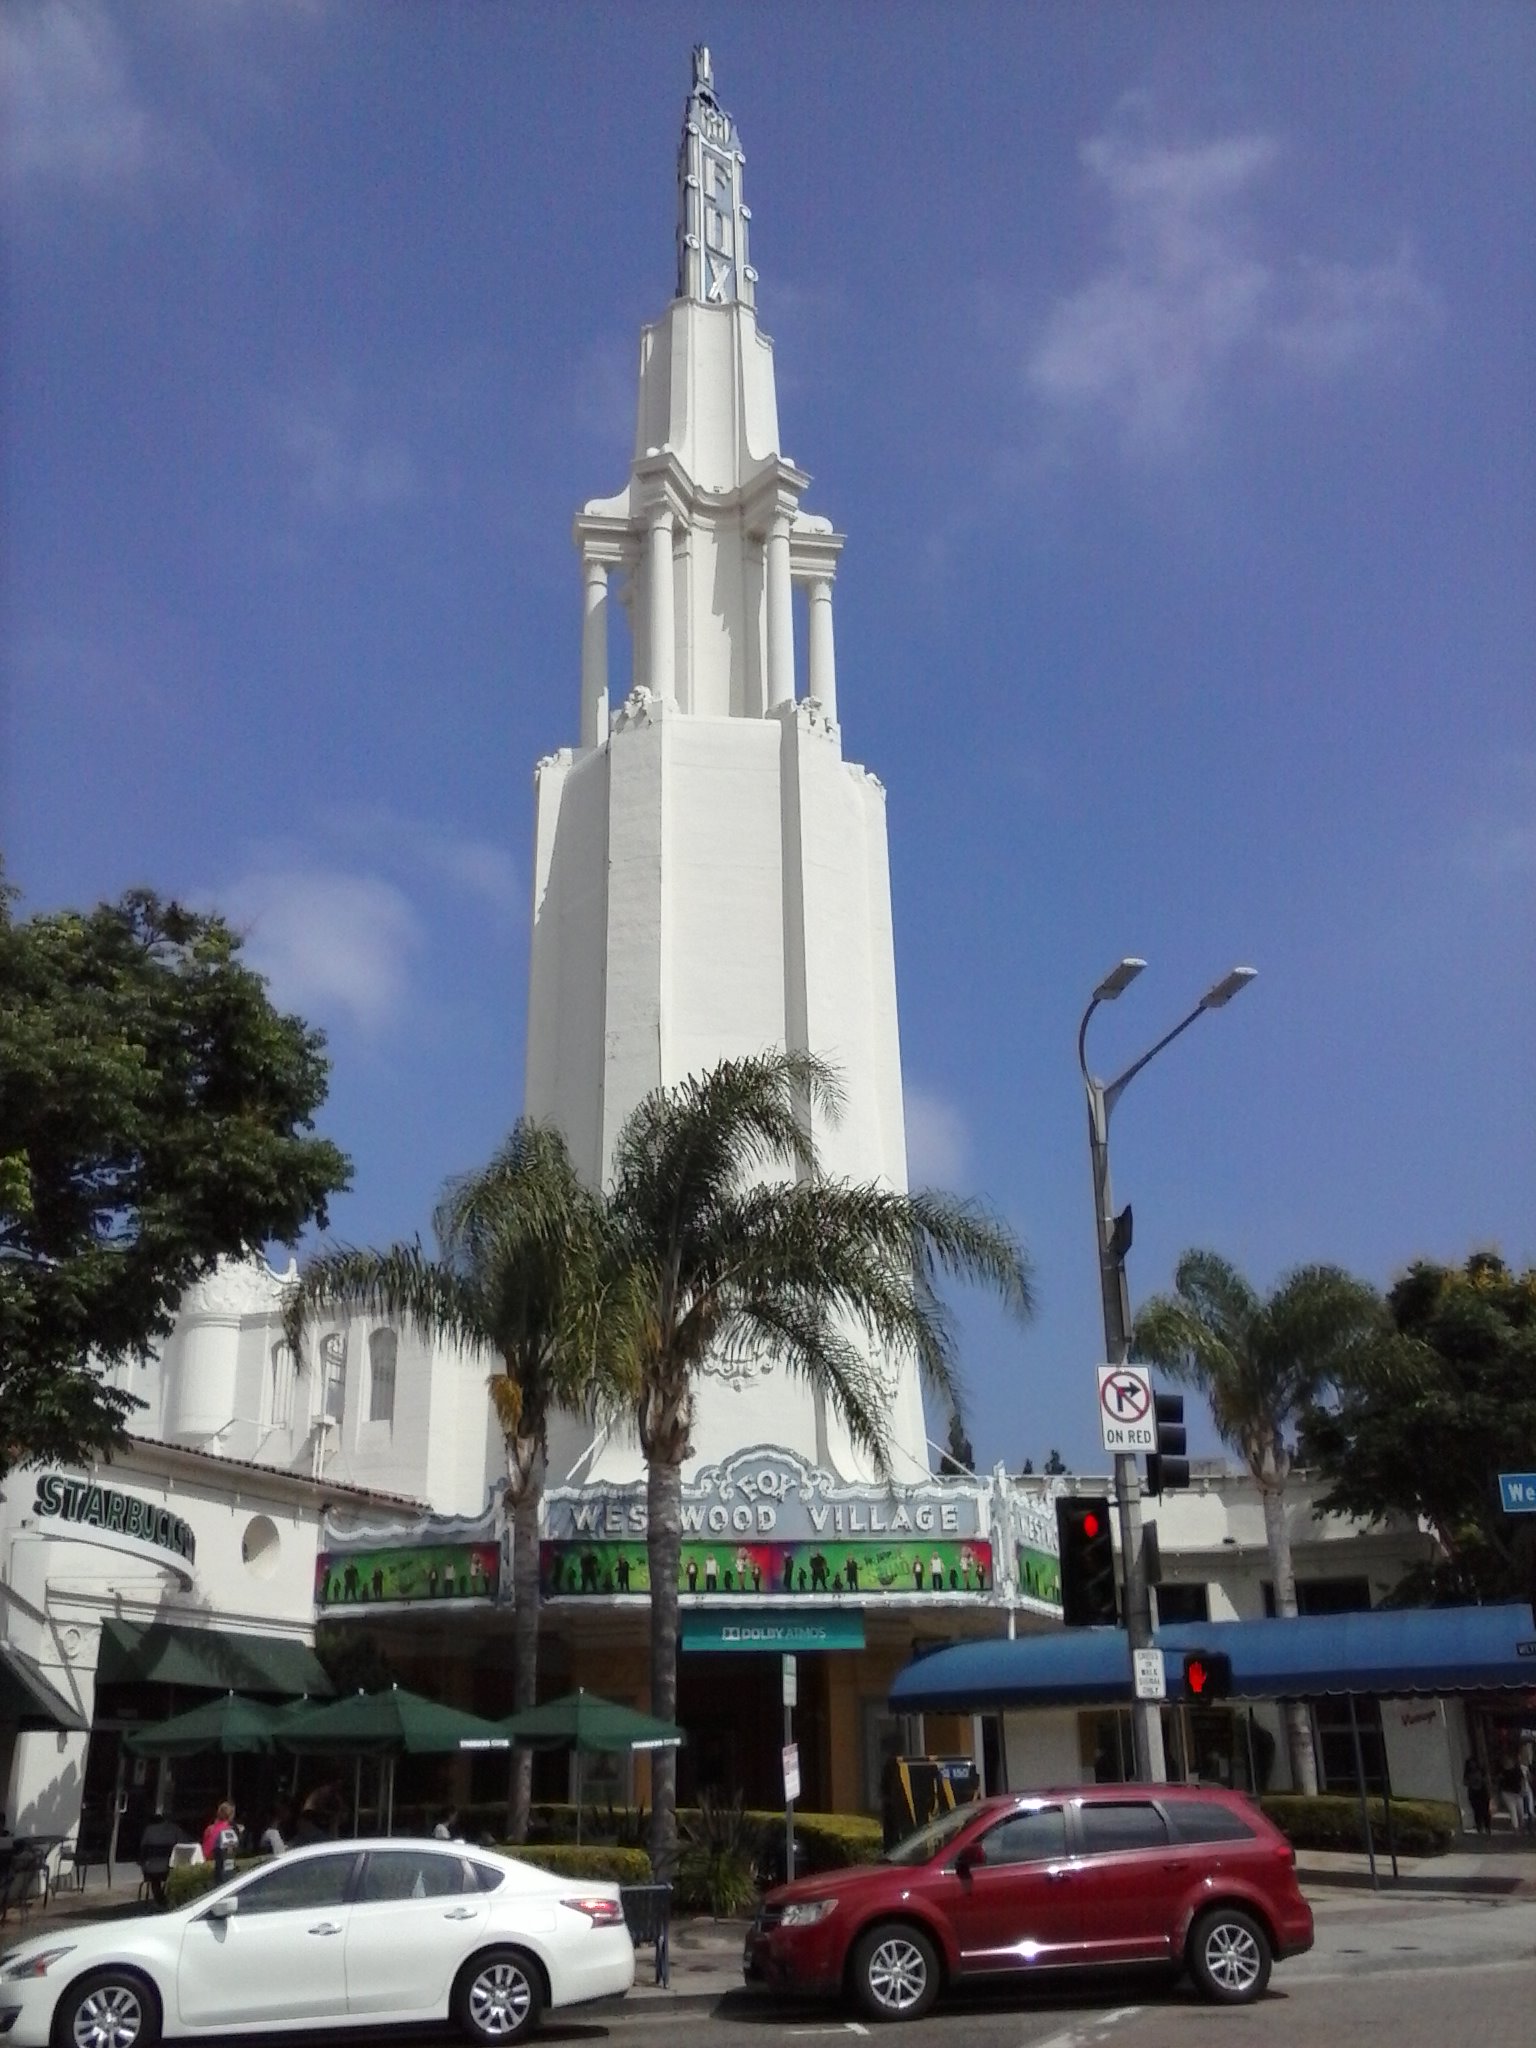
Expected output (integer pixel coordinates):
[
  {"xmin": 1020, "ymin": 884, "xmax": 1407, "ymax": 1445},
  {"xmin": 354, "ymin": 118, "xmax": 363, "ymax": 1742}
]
[
  {"xmin": 1097, "ymin": 1365, "xmax": 1156, "ymax": 1452},
  {"xmin": 1133, "ymin": 1648, "xmax": 1167, "ymax": 1702},
  {"xmin": 782, "ymin": 1742, "xmax": 801, "ymax": 1802},
  {"xmin": 782, "ymin": 1654, "xmax": 798, "ymax": 1707}
]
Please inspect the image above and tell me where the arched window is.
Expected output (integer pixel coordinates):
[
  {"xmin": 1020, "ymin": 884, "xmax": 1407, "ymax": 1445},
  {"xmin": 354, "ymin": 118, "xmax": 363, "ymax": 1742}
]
[
  {"xmin": 265, "ymin": 1342, "xmax": 297, "ymax": 1429},
  {"xmin": 319, "ymin": 1331, "xmax": 347, "ymax": 1424},
  {"xmin": 368, "ymin": 1329, "xmax": 398, "ymax": 1425}
]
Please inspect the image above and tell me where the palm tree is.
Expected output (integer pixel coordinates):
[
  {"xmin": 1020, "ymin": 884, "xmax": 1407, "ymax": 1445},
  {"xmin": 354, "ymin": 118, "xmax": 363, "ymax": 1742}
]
[
  {"xmin": 284, "ymin": 1122, "xmax": 606, "ymax": 1841},
  {"xmin": 1131, "ymin": 1250, "xmax": 1384, "ymax": 1796},
  {"xmin": 595, "ymin": 1050, "xmax": 1035, "ymax": 1874}
]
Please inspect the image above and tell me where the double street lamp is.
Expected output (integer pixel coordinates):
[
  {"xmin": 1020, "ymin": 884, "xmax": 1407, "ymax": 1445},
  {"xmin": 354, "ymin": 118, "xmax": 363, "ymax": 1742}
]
[{"xmin": 1078, "ymin": 957, "xmax": 1256, "ymax": 1783}]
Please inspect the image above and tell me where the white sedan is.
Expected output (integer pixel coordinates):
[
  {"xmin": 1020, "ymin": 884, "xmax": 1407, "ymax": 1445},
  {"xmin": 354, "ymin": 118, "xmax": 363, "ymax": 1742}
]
[{"xmin": 0, "ymin": 1838, "xmax": 635, "ymax": 2047}]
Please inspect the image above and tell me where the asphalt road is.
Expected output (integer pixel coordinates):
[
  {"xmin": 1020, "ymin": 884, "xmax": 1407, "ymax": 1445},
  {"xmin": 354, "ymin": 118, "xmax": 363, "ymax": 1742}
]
[
  {"xmin": 64, "ymin": 1893, "xmax": 1533, "ymax": 2048},
  {"xmin": 595, "ymin": 1894, "xmax": 1536, "ymax": 2048}
]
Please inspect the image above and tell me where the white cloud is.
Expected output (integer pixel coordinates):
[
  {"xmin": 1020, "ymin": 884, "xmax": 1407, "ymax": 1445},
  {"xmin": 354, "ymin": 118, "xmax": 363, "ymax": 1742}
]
[
  {"xmin": 221, "ymin": 868, "xmax": 423, "ymax": 1034},
  {"xmin": 1456, "ymin": 753, "xmax": 1536, "ymax": 883},
  {"xmin": 280, "ymin": 396, "xmax": 420, "ymax": 516},
  {"xmin": 2, "ymin": 1, "xmax": 175, "ymax": 196},
  {"xmin": 1027, "ymin": 109, "xmax": 1439, "ymax": 457},
  {"xmin": 325, "ymin": 805, "xmax": 522, "ymax": 923},
  {"xmin": 0, "ymin": 0, "xmax": 219, "ymax": 203},
  {"xmin": 213, "ymin": 809, "xmax": 521, "ymax": 1034},
  {"xmin": 905, "ymin": 1084, "xmax": 969, "ymax": 1187}
]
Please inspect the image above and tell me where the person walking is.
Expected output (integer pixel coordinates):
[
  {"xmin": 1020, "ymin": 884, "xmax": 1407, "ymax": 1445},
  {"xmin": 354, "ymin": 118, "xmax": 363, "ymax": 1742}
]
[
  {"xmin": 137, "ymin": 1812, "xmax": 182, "ymax": 1907},
  {"xmin": 1496, "ymin": 1756, "xmax": 1525, "ymax": 1832},
  {"xmin": 293, "ymin": 1783, "xmax": 344, "ymax": 1845},
  {"xmin": 258, "ymin": 1802, "xmax": 292, "ymax": 1857},
  {"xmin": 200, "ymin": 1801, "xmax": 240, "ymax": 1880},
  {"xmin": 1462, "ymin": 1753, "xmax": 1493, "ymax": 1835}
]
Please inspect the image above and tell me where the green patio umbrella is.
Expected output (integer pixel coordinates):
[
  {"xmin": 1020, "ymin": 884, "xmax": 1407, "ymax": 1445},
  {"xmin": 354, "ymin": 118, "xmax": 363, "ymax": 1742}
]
[
  {"xmin": 280, "ymin": 1684, "xmax": 510, "ymax": 1833},
  {"xmin": 480, "ymin": 1689, "xmax": 685, "ymax": 1844},
  {"xmin": 126, "ymin": 1691, "xmax": 323, "ymax": 1800},
  {"xmin": 125, "ymin": 1692, "xmax": 292, "ymax": 1758}
]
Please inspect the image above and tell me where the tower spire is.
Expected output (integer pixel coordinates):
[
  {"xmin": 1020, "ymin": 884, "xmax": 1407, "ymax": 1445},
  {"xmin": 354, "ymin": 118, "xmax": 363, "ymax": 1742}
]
[{"xmin": 677, "ymin": 46, "xmax": 756, "ymax": 308}]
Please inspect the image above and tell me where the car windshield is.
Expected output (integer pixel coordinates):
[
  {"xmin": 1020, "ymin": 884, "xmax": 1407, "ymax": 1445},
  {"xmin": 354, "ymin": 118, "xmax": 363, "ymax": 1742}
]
[{"xmin": 881, "ymin": 1803, "xmax": 979, "ymax": 1866}]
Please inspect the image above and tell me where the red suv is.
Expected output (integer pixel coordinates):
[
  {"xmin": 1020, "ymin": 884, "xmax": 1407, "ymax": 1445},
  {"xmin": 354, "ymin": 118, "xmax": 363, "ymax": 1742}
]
[{"xmin": 744, "ymin": 1784, "xmax": 1312, "ymax": 2022}]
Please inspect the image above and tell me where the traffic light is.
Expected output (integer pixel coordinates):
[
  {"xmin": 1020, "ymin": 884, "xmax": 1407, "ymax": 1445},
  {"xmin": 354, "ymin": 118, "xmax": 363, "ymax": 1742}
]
[
  {"xmin": 1181, "ymin": 1650, "xmax": 1233, "ymax": 1701},
  {"xmin": 1056, "ymin": 1495, "xmax": 1118, "ymax": 1628},
  {"xmin": 1145, "ymin": 1392, "xmax": 1188, "ymax": 1496}
]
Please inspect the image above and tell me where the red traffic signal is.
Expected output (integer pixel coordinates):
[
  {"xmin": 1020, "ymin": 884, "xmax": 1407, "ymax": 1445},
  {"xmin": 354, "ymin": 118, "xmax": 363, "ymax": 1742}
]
[
  {"xmin": 1055, "ymin": 1495, "xmax": 1118, "ymax": 1628},
  {"xmin": 1181, "ymin": 1650, "xmax": 1233, "ymax": 1700}
]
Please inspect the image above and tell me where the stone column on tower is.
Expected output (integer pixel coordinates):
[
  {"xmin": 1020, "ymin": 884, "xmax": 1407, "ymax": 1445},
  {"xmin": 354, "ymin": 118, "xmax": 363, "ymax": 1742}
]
[{"xmin": 528, "ymin": 51, "xmax": 924, "ymax": 1487}]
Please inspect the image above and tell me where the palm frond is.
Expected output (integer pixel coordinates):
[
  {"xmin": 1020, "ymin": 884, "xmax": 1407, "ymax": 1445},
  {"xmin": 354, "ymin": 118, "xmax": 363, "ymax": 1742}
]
[{"xmin": 283, "ymin": 1242, "xmax": 487, "ymax": 1357}]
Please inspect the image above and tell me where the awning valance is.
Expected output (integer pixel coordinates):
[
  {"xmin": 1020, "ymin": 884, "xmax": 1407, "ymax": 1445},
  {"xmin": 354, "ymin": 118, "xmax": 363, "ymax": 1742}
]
[
  {"xmin": 0, "ymin": 1643, "xmax": 89, "ymax": 1732},
  {"xmin": 97, "ymin": 1619, "xmax": 331, "ymax": 1698},
  {"xmin": 890, "ymin": 1604, "xmax": 1536, "ymax": 1712}
]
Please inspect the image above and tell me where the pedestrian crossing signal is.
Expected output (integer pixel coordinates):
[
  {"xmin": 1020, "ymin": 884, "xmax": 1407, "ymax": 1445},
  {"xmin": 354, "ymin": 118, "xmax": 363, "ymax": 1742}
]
[{"xmin": 1182, "ymin": 1650, "xmax": 1233, "ymax": 1700}]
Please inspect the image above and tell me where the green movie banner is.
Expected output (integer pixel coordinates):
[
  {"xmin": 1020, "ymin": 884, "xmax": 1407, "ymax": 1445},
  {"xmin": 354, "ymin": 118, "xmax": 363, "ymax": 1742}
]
[
  {"xmin": 1017, "ymin": 1543, "xmax": 1063, "ymax": 1607},
  {"xmin": 316, "ymin": 1543, "xmax": 500, "ymax": 1608},
  {"xmin": 541, "ymin": 1536, "xmax": 993, "ymax": 1600}
]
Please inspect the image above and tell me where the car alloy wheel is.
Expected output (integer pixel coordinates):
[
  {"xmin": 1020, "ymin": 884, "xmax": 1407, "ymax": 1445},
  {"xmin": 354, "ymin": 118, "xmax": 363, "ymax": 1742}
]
[
  {"xmin": 853, "ymin": 1922, "xmax": 940, "ymax": 2022},
  {"xmin": 457, "ymin": 1951, "xmax": 542, "ymax": 2044},
  {"xmin": 1190, "ymin": 1907, "xmax": 1272, "ymax": 2004},
  {"xmin": 57, "ymin": 1971, "xmax": 160, "ymax": 2048}
]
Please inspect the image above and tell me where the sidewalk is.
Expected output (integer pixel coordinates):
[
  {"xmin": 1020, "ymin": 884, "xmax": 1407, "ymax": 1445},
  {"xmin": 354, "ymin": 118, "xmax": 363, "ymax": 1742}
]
[{"xmin": 1296, "ymin": 1828, "xmax": 1536, "ymax": 1899}]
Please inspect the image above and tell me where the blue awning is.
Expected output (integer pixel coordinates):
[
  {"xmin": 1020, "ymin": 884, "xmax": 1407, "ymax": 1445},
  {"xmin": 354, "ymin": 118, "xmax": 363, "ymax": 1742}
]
[{"xmin": 889, "ymin": 1604, "xmax": 1536, "ymax": 1711}]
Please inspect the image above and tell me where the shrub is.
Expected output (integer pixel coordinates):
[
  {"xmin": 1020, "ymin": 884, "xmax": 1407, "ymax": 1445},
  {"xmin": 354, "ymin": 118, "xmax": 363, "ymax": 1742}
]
[
  {"xmin": 498, "ymin": 1843, "xmax": 654, "ymax": 1885},
  {"xmin": 676, "ymin": 1793, "xmax": 759, "ymax": 1917},
  {"xmin": 1260, "ymin": 1794, "xmax": 1459, "ymax": 1856},
  {"xmin": 164, "ymin": 1858, "xmax": 262, "ymax": 1910}
]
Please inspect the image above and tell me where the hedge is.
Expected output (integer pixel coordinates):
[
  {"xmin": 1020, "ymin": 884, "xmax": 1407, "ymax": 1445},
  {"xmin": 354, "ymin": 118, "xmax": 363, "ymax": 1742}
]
[
  {"xmin": 164, "ymin": 1858, "xmax": 262, "ymax": 1910},
  {"xmin": 498, "ymin": 1844, "xmax": 654, "ymax": 1884},
  {"xmin": 1260, "ymin": 1794, "xmax": 1459, "ymax": 1856},
  {"xmin": 741, "ymin": 1808, "xmax": 883, "ymax": 1872}
]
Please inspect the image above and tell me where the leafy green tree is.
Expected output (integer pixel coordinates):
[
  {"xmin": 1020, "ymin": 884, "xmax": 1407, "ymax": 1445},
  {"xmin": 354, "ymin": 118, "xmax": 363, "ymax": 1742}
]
[
  {"xmin": 595, "ymin": 1050, "xmax": 1034, "ymax": 1874},
  {"xmin": 939, "ymin": 1412, "xmax": 976, "ymax": 1475},
  {"xmin": 0, "ymin": 882, "xmax": 349, "ymax": 1472},
  {"xmin": 1132, "ymin": 1250, "xmax": 1385, "ymax": 1796},
  {"xmin": 285, "ymin": 1122, "xmax": 610, "ymax": 1841},
  {"xmin": 1302, "ymin": 1253, "xmax": 1536, "ymax": 1608}
]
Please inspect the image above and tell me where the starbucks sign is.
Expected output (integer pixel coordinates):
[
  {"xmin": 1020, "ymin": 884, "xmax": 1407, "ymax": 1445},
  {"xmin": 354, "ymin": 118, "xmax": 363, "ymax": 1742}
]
[{"xmin": 32, "ymin": 1472, "xmax": 197, "ymax": 1576}]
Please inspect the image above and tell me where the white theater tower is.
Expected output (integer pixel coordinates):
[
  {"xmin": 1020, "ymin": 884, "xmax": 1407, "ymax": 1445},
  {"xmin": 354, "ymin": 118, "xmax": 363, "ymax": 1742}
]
[{"xmin": 529, "ymin": 51, "xmax": 926, "ymax": 1486}]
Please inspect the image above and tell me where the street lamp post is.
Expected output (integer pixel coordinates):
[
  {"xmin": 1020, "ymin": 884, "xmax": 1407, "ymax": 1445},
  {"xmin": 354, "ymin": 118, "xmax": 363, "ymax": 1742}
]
[{"xmin": 1078, "ymin": 959, "xmax": 1256, "ymax": 1783}]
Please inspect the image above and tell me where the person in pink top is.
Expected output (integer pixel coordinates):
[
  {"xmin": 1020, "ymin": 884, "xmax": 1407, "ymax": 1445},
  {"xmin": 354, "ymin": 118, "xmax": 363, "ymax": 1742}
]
[{"xmin": 200, "ymin": 1801, "xmax": 239, "ymax": 1876}]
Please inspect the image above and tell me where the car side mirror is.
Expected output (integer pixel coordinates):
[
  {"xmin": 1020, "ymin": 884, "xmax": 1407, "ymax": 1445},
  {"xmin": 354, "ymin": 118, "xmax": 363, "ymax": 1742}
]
[
  {"xmin": 953, "ymin": 1844, "xmax": 982, "ymax": 1877},
  {"xmin": 206, "ymin": 1895, "xmax": 239, "ymax": 1920}
]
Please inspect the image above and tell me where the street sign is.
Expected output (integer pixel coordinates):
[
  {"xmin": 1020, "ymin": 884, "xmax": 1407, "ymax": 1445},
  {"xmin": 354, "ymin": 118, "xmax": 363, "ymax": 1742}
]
[
  {"xmin": 1133, "ymin": 1648, "xmax": 1166, "ymax": 1701},
  {"xmin": 1498, "ymin": 1473, "xmax": 1536, "ymax": 1513},
  {"xmin": 782, "ymin": 1654, "xmax": 798, "ymax": 1707},
  {"xmin": 782, "ymin": 1742, "xmax": 801, "ymax": 1802},
  {"xmin": 1097, "ymin": 1365, "xmax": 1156, "ymax": 1452}
]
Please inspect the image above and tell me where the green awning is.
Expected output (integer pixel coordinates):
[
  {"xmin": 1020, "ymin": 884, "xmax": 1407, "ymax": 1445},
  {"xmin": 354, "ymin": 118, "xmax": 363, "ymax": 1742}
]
[
  {"xmin": 0, "ymin": 1643, "xmax": 89, "ymax": 1732},
  {"xmin": 97, "ymin": 1619, "xmax": 331, "ymax": 1698}
]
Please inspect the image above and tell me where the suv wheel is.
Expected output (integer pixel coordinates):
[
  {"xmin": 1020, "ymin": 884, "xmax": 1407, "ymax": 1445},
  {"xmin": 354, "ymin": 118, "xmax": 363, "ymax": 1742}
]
[
  {"xmin": 851, "ymin": 1922, "xmax": 940, "ymax": 2022},
  {"xmin": 1188, "ymin": 1906, "xmax": 1272, "ymax": 2004}
]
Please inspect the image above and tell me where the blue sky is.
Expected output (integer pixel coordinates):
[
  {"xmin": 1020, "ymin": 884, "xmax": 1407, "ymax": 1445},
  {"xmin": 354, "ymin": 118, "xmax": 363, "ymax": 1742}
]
[{"xmin": 3, "ymin": 2, "xmax": 1532, "ymax": 1475}]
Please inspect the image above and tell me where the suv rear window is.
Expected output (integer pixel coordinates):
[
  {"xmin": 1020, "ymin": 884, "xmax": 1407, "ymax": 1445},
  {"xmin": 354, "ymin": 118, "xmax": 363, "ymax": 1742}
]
[{"xmin": 1165, "ymin": 1800, "xmax": 1258, "ymax": 1844}]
